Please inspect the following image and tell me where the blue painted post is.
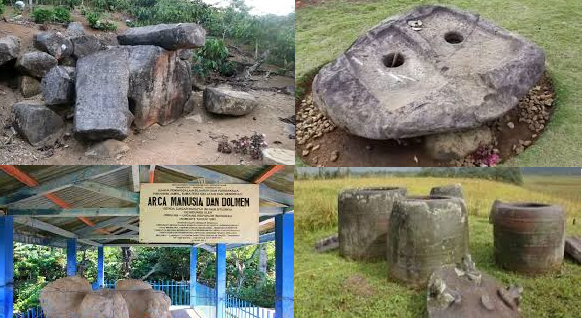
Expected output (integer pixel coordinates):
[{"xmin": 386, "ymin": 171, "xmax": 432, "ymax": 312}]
[
  {"xmin": 215, "ymin": 244, "xmax": 226, "ymax": 318},
  {"xmin": 0, "ymin": 217, "xmax": 14, "ymax": 318},
  {"xmin": 97, "ymin": 246, "xmax": 104, "ymax": 288},
  {"xmin": 66, "ymin": 238, "xmax": 77, "ymax": 276},
  {"xmin": 275, "ymin": 213, "xmax": 294, "ymax": 318},
  {"xmin": 190, "ymin": 246, "xmax": 197, "ymax": 308}
]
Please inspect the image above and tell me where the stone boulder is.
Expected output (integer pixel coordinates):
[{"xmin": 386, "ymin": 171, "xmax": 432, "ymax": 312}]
[
  {"xmin": 84, "ymin": 139, "xmax": 130, "ymax": 159},
  {"xmin": 13, "ymin": 102, "xmax": 64, "ymax": 146},
  {"xmin": 424, "ymin": 126, "xmax": 493, "ymax": 160},
  {"xmin": 116, "ymin": 279, "xmax": 153, "ymax": 290},
  {"xmin": 312, "ymin": 5, "xmax": 545, "ymax": 139},
  {"xmin": 41, "ymin": 66, "xmax": 76, "ymax": 105},
  {"xmin": 127, "ymin": 45, "xmax": 191, "ymax": 129},
  {"xmin": 16, "ymin": 51, "xmax": 58, "ymax": 78},
  {"xmin": 79, "ymin": 290, "xmax": 129, "ymax": 318},
  {"xmin": 118, "ymin": 289, "xmax": 172, "ymax": 318},
  {"xmin": 66, "ymin": 22, "xmax": 86, "ymax": 37},
  {"xmin": 178, "ymin": 49, "xmax": 192, "ymax": 60},
  {"xmin": 204, "ymin": 87, "xmax": 258, "ymax": 116},
  {"xmin": 71, "ymin": 35, "xmax": 102, "ymax": 59},
  {"xmin": 33, "ymin": 31, "xmax": 73, "ymax": 60},
  {"xmin": 117, "ymin": 23, "xmax": 206, "ymax": 50},
  {"xmin": 19, "ymin": 76, "xmax": 41, "ymax": 97},
  {"xmin": 39, "ymin": 276, "xmax": 92, "ymax": 318},
  {"xmin": 262, "ymin": 148, "xmax": 295, "ymax": 165},
  {"xmin": 74, "ymin": 47, "xmax": 133, "ymax": 140},
  {"xmin": 0, "ymin": 35, "xmax": 20, "ymax": 66}
]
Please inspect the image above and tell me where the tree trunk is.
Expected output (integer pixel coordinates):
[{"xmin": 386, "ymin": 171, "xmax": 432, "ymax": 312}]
[
  {"xmin": 121, "ymin": 247, "xmax": 132, "ymax": 278},
  {"xmin": 257, "ymin": 245, "xmax": 267, "ymax": 286}
]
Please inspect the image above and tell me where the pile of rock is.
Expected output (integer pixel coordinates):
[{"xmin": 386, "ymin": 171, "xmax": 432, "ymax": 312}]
[{"xmin": 0, "ymin": 22, "xmax": 208, "ymax": 151}]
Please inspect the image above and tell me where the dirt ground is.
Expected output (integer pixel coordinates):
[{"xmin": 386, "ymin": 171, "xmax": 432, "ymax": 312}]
[{"xmin": 0, "ymin": 10, "xmax": 295, "ymax": 164}]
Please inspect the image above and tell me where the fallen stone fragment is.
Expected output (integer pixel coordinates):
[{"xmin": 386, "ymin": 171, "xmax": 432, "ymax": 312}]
[
  {"xmin": 312, "ymin": 5, "xmax": 545, "ymax": 139},
  {"xmin": 177, "ymin": 49, "xmax": 192, "ymax": 60},
  {"xmin": 0, "ymin": 35, "xmax": 21, "ymax": 66},
  {"xmin": 314, "ymin": 234, "xmax": 339, "ymax": 253},
  {"xmin": 41, "ymin": 66, "xmax": 76, "ymax": 105},
  {"xmin": 204, "ymin": 87, "xmax": 258, "ymax": 116},
  {"xmin": 117, "ymin": 23, "xmax": 206, "ymax": 50},
  {"xmin": 74, "ymin": 47, "xmax": 133, "ymax": 140},
  {"xmin": 66, "ymin": 22, "xmax": 85, "ymax": 37},
  {"xmin": 565, "ymin": 236, "xmax": 581, "ymax": 264},
  {"xmin": 261, "ymin": 148, "xmax": 295, "ymax": 165},
  {"xmin": 19, "ymin": 76, "xmax": 41, "ymax": 98},
  {"xmin": 127, "ymin": 45, "xmax": 191, "ymax": 128},
  {"xmin": 70, "ymin": 35, "xmax": 102, "ymax": 59},
  {"xmin": 424, "ymin": 126, "xmax": 493, "ymax": 160},
  {"xmin": 16, "ymin": 51, "xmax": 58, "ymax": 78},
  {"xmin": 85, "ymin": 139, "xmax": 130, "ymax": 159},
  {"xmin": 12, "ymin": 101, "xmax": 64, "ymax": 147},
  {"xmin": 33, "ymin": 31, "xmax": 73, "ymax": 60}
]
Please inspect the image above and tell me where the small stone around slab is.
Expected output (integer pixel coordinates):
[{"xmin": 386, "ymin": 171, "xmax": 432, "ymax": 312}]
[
  {"xmin": 12, "ymin": 102, "xmax": 64, "ymax": 147},
  {"xmin": 203, "ymin": 87, "xmax": 258, "ymax": 116}
]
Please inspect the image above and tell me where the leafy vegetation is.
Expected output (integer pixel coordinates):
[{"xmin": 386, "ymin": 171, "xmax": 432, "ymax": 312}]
[
  {"xmin": 53, "ymin": 7, "xmax": 71, "ymax": 23},
  {"xmin": 85, "ymin": 10, "xmax": 117, "ymax": 30},
  {"xmin": 30, "ymin": 8, "xmax": 55, "ymax": 24},
  {"xmin": 192, "ymin": 38, "xmax": 235, "ymax": 78},
  {"xmin": 295, "ymin": 175, "xmax": 581, "ymax": 317}
]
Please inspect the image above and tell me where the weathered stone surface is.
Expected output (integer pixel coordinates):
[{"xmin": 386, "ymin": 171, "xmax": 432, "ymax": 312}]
[
  {"xmin": 33, "ymin": 31, "xmax": 73, "ymax": 60},
  {"xmin": 387, "ymin": 195, "xmax": 469, "ymax": 285},
  {"xmin": 424, "ymin": 126, "xmax": 493, "ymax": 160},
  {"xmin": 127, "ymin": 45, "xmax": 191, "ymax": 129},
  {"xmin": 0, "ymin": 35, "xmax": 20, "ymax": 66},
  {"xmin": 116, "ymin": 279, "xmax": 153, "ymax": 290},
  {"xmin": 430, "ymin": 183, "xmax": 464, "ymax": 198},
  {"xmin": 338, "ymin": 187, "xmax": 407, "ymax": 260},
  {"xmin": 565, "ymin": 236, "xmax": 581, "ymax": 264},
  {"xmin": 13, "ymin": 102, "xmax": 64, "ymax": 146},
  {"xmin": 178, "ymin": 49, "xmax": 192, "ymax": 60},
  {"xmin": 314, "ymin": 234, "xmax": 339, "ymax": 253},
  {"xmin": 204, "ymin": 87, "xmax": 258, "ymax": 116},
  {"xmin": 71, "ymin": 35, "xmax": 102, "ymax": 59},
  {"xmin": 16, "ymin": 51, "xmax": 58, "ymax": 78},
  {"xmin": 19, "ymin": 76, "xmax": 41, "ymax": 97},
  {"xmin": 79, "ymin": 290, "xmax": 129, "ymax": 318},
  {"xmin": 118, "ymin": 23, "xmax": 206, "ymax": 50},
  {"xmin": 427, "ymin": 259, "xmax": 522, "ymax": 318},
  {"xmin": 312, "ymin": 5, "xmax": 545, "ymax": 139},
  {"xmin": 183, "ymin": 91, "xmax": 202, "ymax": 115},
  {"xmin": 42, "ymin": 66, "xmax": 76, "ymax": 105},
  {"xmin": 66, "ymin": 22, "xmax": 86, "ymax": 37},
  {"xmin": 118, "ymin": 289, "xmax": 172, "ymax": 318},
  {"xmin": 261, "ymin": 148, "xmax": 295, "ymax": 165},
  {"xmin": 85, "ymin": 139, "xmax": 130, "ymax": 159},
  {"xmin": 74, "ymin": 47, "xmax": 133, "ymax": 140},
  {"xmin": 40, "ymin": 276, "xmax": 92, "ymax": 318}
]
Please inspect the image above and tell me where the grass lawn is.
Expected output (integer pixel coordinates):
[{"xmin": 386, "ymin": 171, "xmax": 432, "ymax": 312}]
[
  {"xmin": 295, "ymin": 176, "xmax": 581, "ymax": 317},
  {"xmin": 295, "ymin": 0, "xmax": 582, "ymax": 166}
]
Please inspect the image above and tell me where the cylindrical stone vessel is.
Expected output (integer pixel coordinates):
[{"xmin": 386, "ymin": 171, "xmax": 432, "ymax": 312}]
[
  {"xmin": 338, "ymin": 187, "xmax": 407, "ymax": 260},
  {"xmin": 430, "ymin": 183, "xmax": 463, "ymax": 198},
  {"xmin": 387, "ymin": 195, "xmax": 469, "ymax": 285},
  {"xmin": 490, "ymin": 201, "xmax": 565, "ymax": 275}
]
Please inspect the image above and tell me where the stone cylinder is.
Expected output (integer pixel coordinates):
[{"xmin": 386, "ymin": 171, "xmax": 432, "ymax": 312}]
[
  {"xmin": 490, "ymin": 201, "xmax": 565, "ymax": 275},
  {"xmin": 387, "ymin": 195, "xmax": 469, "ymax": 285},
  {"xmin": 338, "ymin": 187, "xmax": 407, "ymax": 260},
  {"xmin": 430, "ymin": 183, "xmax": 464, "ymax": 198}
]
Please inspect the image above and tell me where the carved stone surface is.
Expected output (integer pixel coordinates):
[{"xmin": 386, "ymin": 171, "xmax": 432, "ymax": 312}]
[{"xmin": 39, "ymin": 276, "xmax": 92, "ymax": 318}]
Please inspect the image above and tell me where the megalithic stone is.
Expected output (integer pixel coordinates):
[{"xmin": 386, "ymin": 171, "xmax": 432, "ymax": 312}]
[
  {"xmin": 117, "ymin": 23, "xmax": 206, "ymax": 50},
  {"xmin": 430, "ymin": 183, "xmax": 464, "ymax": 198},
  {"xmin": 74, "ymin": 47, "xmax": 133, "ymax": 140}
]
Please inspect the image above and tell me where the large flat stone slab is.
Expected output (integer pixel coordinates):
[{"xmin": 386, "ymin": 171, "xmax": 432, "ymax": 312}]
[
  {"xmin": 312, "ymin": 5, "xmax": 545, "ymax": 139},
  {"xmin": 203, "ymin": 87, "xmax": 258, "ymax": 116},
  {"xmin": 117, "ymin": 23, "xmax": 205, "ymax": 50},
  {"xmin": 74, "ymin": 47, "xmax": 133, "ymax": 140}
]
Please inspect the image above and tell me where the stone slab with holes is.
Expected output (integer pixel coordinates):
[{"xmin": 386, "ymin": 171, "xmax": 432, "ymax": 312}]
[{"xmin": 311, "ymin": 5, "xmax": 545, "ymax": 140}]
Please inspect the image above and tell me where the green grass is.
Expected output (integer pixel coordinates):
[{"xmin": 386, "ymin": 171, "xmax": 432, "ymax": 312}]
[
  {"xmin": 295, "ymin": 0, "xmax": 582, "ymax": 166},
  {"xmin": 295, "ymin": 176, "xmax": 581, "ymax": 317}
]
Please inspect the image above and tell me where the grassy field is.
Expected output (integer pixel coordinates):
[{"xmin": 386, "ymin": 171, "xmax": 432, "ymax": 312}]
[
  {"xmin": 295, "ymin": 175, "xmax": 581, "ymax": 317},
  {"xmin": 295, "ymin": 0, "xmax": 582, "ymax": 166}
]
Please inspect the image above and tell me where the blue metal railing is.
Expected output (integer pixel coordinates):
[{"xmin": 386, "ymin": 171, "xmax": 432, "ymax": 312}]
[
  {"xmin": 13, "ymin": 306, "xmax": 43, "ymax": 318},
  {"xmin": 225, "ymin": 293, "xmax": 274, "ymax": 318}
]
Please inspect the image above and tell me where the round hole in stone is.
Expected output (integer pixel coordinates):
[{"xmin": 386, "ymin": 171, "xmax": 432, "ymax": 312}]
[
  {"xmin": 382, "ymin": 53, "xmax": 405, "ymax": 68},
  {"xmin": 444, "ymin": 31, "xmax": 464, "ymax": 44}
]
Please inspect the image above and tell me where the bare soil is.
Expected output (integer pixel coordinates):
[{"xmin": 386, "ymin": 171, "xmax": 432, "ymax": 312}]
[{"xmin": 0, "ymin": 11, "xmax": 295, "ymax": 164}]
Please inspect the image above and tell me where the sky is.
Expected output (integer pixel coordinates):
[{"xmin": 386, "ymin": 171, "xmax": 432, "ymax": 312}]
[{"xmin": 202, "ymin": 0, "xmax": 295, "ymax": 16}]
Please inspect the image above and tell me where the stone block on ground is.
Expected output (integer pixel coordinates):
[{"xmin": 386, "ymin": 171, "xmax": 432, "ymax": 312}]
[
  {"xmin": 33, "ymin": 31, "xmax": 73, "ymax": 60},
  {"xmin": 71, "ymin": 35, "xmax": 102, "ymax": 59},
  {"xmin": 74, "ymin": 47, "xmax": 133, "ymax": 140},
  {"xmin": 565, "ymin": 236, "xmax": 581, "ymax": 264},
  {"xmin": 127, "ymin": 45, "xmax": 191, "ymax": 129},
  {"xmin": 0, "ymin": 35, "xmax": 21, "ymax": 66},
  {"xmin": 203, "ymin": 87, "xmax": 258, "ymax": 116},
  {"xmin": 13, "ymin": 101, "xmax": 64, "ymax": 146},
  {"xmin": 117, "ymin": 23, "xmax": 206, "ymax": 50},
  {"xmin": 84, "ymin": 139, "xmax": 129, "ymax": 159},
  {"xmin": 39, "ymin": 276, "xmax": 92, "ymax": 318},
  {"xmin": 19, "ymin": 75, "xmax": 41, "ymax": 97},
  {"xmin": 16, "ymin": 51, "xmax": 58, "ymax": 78},
  {"xmin": 42, "ymin": 66, "xmax": 76, "ymax": 105},
  {"xmin": 424, "ymin": 126, "xmax": 493, "ymax": 160},
  {"xmin": 262, "ymin": 148, "xmax": 295, "ymax": 165},
  {"xmin": 66, "ymin": 22, "xmax": 85, "ymax": 37}
]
